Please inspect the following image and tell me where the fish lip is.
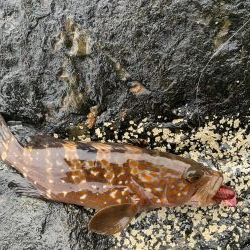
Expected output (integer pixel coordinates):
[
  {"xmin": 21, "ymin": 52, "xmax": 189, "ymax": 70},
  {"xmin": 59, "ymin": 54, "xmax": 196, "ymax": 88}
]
[
  {"xmin": 209, "ymin": 175, "xmax": 224, "ymax": 204},
  {"xmin": 186, "ymin": 174, "xmax": 224, "ymax": 206}
]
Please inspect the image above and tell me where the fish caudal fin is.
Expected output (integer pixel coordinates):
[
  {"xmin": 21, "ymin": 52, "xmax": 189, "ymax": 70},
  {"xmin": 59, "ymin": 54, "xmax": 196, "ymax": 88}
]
[
  {"xmin": 0, "ymin": 115, "xmax": 24, "ymax": 167},
  {"xmin": 88, "ymin": 203, "xmax": 138, "ymax": 235}
]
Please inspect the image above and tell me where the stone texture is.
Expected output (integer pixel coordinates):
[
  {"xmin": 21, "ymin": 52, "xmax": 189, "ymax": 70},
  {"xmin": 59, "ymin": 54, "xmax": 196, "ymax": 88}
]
[{"xmin": 1, "ymin": 0, "xmax": 250, "ymax": 130}]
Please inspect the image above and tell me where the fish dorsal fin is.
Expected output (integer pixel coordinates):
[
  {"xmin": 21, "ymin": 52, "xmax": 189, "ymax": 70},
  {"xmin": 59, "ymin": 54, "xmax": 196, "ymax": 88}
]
[
  {"xmin": 26, "ymin": 135, "xmax": 65, "ymax": 148},
  {"xmin": 88, "ymin": 203, "xmax": 138, "ymax": 235},
  {"xmin": 89, "ymin": 141, "xmax": 143, "ymax": 154}
]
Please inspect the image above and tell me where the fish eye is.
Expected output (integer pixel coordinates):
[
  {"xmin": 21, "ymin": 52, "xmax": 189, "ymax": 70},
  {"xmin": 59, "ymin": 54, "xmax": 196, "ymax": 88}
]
[{"xmin": 183, "ymin": 167, "xmax": 204, "ymax": 183}]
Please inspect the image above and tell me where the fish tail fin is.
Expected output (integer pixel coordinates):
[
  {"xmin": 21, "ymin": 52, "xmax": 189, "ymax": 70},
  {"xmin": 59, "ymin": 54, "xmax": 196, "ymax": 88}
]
[{"xmin": 0, "ymin": 114, "xmax": 24, "ymax": 167}]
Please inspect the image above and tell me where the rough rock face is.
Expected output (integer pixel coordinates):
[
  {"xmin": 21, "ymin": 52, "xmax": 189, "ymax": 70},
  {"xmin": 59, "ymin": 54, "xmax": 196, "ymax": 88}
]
[
  {"xmin": 0, "ymin": 0, "xmax": 249, "ymax": 249},
  {"xmin": 1, "ymin": 0, "xmax": 250, "ymax": 129}
]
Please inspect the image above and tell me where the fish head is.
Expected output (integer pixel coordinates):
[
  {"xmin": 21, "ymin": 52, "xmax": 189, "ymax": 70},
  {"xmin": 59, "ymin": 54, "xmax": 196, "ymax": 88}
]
[
  {"xmin": 164, "ymin": 160, "xmax": 236, "ymax": 207},
  {"xmin": 181, "ymin": 163, "xmax": 223, "ymax": 206}
]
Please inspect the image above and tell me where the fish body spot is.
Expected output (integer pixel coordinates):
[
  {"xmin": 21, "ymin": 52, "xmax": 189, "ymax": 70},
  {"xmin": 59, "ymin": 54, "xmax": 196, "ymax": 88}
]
[
  {"xmin": 46, "ymin": 190, "xmax": 52, "ymax": 198},
  {"xmin": 101, "ymin": 159, "xmax": 108, "ymax": 166},
  {"xmin": 130, "ymin": 160, "xmax": 138, "ymax": 168},
  {"xmin": 145, "ymin": 188, "xmax": 152, "ymax": 193},
  {"xmin": 131, "ymin": 168, "xmax": 139, "ymax": 176},
  {"xmin": 56, "ymin": 160, "xmax": 63, "ymax": 166},
  {"xmin": 88, "ymin": 161, "xmax": 95, "ymax": 167},
  {"xmin": 140, "ymin": 173, "xmax": 153, "ymax": 182},
  {"xmin": 132, "ymin": 195, "xmax": 140, "ymax": 202},
  {"xmin": 104, "ymin": 172, "xmax": 115, "ymax": 180},
  {"xmin": 1, "ymin": 152, "xmax": 7, "ymax": 161},
  {"xmin": 121, "ymin": 188, "xmax": 130, "ymax": 196},
  {"xmin": 90, "ymin": 170, "xmax": 99, "ymax": 176},
  {"xmin": 117, "ymin": 172, "xmax": 124, "ymax": 178},
  {"xmin": 80, "ymin": 194, "xmax": 87, "ymax": 199},
  {"xmin": 110, "ymin": 190, "xmax": 118, "ymax": 199},
  {"xmin": 2, "ymin": 142, "xmax": 8, "ymax": 149},
  {"xmin": 121, "ymin": 190, "xmax": 126, "ymax": 196},
  {"xmin": 154, "ymin": 187, "xmax": 163, "ymax": 192}
]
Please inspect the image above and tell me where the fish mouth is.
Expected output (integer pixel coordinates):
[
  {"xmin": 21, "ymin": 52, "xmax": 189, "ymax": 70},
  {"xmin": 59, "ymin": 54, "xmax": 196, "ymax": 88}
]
[
  {"xmin": 197, "ymin": 176, "xmax": 237, "ymax": 207},
  {"xmin": 186, "ymin": 175, "xmax": 222, "ymax": 206},
  {"xmin": 187, "ymin": 174, "xmax": 237, "ymax": 207},
  {"xmin": 212, "ymin": 185, "xmax": 237, "ymax": 207}
]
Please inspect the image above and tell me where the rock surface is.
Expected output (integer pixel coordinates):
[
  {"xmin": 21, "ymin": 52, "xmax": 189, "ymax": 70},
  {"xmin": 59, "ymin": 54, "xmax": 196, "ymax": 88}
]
[
  {"xmin": 1, "ymin": 0, "xmax": 250, "ymax": 129},
  {"xmin": 0, "ymin": 0, "xmax": 250, "ymax": 249}
]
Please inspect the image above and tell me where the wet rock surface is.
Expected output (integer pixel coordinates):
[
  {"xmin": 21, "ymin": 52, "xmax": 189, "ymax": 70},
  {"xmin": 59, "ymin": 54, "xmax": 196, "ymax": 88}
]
[
  {"xmin": 0, "ymin": 0, "xmax": 250, "ymax": 249},
  {"xmin": 1, "ymin": 0, "xmax": 250, "ymax": 130}
]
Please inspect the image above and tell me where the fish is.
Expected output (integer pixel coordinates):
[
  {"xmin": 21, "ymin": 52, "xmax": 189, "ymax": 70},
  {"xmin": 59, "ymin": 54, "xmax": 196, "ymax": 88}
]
[{"xmin": 0, "ymin": 114, "xmax": 236, "ymax": 235}]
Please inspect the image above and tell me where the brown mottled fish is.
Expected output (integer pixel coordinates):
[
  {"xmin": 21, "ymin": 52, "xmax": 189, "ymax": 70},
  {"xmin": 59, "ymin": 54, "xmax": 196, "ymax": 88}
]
[{"xmin": 0, "ymin": 115, "xmax": 236, "ymax": 235}]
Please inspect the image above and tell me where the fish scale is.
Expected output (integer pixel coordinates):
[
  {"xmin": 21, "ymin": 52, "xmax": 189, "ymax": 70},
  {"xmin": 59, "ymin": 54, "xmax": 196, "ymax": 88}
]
[{"xmin": 0, "ymin": 114, "xmax": 236, "ymax": 235}]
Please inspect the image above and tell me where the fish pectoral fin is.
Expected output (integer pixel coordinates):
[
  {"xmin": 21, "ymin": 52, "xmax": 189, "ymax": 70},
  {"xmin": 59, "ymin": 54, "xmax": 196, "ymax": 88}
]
[
  {"xmin": 88, "ymin": 203, "xmax": 139, "ymax": 235},
  {"xmin": 8, "ymin": 179, "xmax": 47, "ymax": 200}
]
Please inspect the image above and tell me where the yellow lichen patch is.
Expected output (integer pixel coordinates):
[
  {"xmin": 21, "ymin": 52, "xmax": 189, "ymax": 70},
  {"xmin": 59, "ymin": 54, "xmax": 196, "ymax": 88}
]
[
  {"xmin": 192, "ymin": 125, "xmax": 221, "ymax": 152},
  {"xmin": 172, "ymin": 118, "xmax": 184, "ymax": 124}
]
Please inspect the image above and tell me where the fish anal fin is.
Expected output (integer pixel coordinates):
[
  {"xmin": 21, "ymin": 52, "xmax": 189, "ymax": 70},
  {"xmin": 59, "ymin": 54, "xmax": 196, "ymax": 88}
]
[
  {"xmin": 8, "ymin": 179, "xmax": 47, "ymax": 200},
  {"xmin": 88, "ymin": 203, "xmax": 138, "ymax": 235}
]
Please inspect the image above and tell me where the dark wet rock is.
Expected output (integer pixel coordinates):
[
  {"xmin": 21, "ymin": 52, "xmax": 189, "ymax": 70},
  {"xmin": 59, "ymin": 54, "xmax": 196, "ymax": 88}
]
[
  {"xmin": 0, "ymin": 0, "xmax": 250, "ymax": 249},
  {"xmin": 1, "ymin": 0, "xmax": 250, "ymax": 131}
]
